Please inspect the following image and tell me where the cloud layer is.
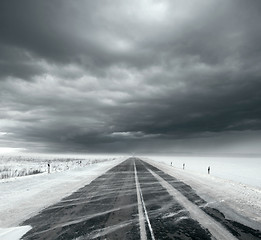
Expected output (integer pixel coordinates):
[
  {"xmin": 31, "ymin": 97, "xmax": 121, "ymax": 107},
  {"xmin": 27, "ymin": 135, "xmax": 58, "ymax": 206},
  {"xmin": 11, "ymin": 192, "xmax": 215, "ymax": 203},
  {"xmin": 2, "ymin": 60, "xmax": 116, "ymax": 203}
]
[{"xmin": 1, "ymin": 0, "xmax": 261, "ymax": 154}]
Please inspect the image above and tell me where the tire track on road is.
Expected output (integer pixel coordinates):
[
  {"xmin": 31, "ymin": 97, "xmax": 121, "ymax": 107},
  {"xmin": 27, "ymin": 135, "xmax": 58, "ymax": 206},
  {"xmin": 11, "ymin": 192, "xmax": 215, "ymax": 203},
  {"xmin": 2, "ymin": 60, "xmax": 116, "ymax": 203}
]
[
  {"xmin": 148, "ymin": 168, "xmax": 238, "ymax": 240},
  {"xmin": 143, "ymin": 159, "xmax": 261, "ymax": 240},
  {"xmin": 136, "ymin": 159, "xmax": 212, "ymax": 239}
]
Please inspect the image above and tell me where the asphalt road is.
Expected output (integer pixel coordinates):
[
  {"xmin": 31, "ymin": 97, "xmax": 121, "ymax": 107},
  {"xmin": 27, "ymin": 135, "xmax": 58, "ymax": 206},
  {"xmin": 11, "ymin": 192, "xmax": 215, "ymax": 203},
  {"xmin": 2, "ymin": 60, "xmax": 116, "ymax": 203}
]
[{"xmin": 21, "ymin": 158, "xmax": 261, "ymax": 240}]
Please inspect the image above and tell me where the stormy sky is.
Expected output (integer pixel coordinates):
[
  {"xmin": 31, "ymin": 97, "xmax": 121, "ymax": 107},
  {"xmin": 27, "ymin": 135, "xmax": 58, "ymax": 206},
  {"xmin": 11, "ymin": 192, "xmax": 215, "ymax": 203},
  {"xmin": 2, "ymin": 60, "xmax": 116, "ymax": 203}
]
[{"xmin": 1, "ymin": 0, "xmax": 261, "ymax": 155}]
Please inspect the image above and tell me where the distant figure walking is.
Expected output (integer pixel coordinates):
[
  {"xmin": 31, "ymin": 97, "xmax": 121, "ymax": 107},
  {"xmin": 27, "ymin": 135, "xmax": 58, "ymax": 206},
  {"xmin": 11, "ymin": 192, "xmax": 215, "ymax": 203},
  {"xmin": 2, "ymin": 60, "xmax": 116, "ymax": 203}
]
[
  {"xmin": 183, "ymin": 163, "xmax": 185, "ymax": 170},
  {"xmin": 208, "ymin": 166, "xmax": 210, "ymax": 174},
  {"xmin": 48, "ymin": 163, "xmax": 50, "ymax": 174},
  {"xmin": 171, "ymin": 162, "xmax": 172, "ymax": 166}
]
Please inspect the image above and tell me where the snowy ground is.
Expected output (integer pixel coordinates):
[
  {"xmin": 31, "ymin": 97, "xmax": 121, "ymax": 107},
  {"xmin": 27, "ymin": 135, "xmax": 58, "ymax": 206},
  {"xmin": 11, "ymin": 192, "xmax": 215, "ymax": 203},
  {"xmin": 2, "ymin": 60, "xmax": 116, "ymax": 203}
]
[
  {"xmin": 0, "ymin": 156, "xmax": 127, "ymax": 239},
  {"xmin": 0, "ymin": 155, "xmax": 117, "ymax": 179},
  {"xmin": 0, "ymin": 155, "xmax": 260, "ymax": 239},
  {"xmin": 143, "ymin": 155, "xmax": 261, "ymax": 188},
  {"xmin": 143, "ymin": 157, "xmax": 261, "ymax": 232}
]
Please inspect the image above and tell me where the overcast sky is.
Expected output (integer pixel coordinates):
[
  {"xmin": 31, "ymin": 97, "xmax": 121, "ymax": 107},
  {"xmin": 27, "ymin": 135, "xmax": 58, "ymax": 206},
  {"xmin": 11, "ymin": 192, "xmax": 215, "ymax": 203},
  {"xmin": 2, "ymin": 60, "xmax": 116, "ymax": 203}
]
[{"xmin": 0, "ymin": 0, "xmax": 261, "ymax": 155}]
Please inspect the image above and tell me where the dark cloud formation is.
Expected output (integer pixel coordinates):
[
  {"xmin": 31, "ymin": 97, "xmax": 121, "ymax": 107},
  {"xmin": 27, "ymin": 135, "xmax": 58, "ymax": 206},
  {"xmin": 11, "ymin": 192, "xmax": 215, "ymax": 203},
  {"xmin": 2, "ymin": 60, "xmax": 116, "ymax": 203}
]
[{"xmin": 0, "ymin": 0, "xmax": 261, "ymax": 155}]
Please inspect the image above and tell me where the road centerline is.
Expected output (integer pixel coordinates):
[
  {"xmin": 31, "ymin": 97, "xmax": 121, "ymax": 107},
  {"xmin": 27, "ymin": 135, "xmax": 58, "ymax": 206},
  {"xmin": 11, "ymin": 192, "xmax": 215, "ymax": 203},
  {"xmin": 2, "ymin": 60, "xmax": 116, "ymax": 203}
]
[
  {"xmin": 134, "ymin": 161, "xmax": 147, "ymax": 240},
  {"xmin": 134, "ymin": 162, "xmax": 155, "ymax": 240}
]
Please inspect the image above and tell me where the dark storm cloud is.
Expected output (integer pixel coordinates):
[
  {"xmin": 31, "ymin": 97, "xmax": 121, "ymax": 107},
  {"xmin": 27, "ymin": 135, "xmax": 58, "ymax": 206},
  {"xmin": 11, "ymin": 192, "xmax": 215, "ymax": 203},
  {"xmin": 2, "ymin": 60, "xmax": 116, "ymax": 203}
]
[
  {"xmin": 0, "ymin": 44, "xmax": 45, "ymax": 80},
  {"xmin": 1, "ymin": 0, "xmax": 261, "ymax": 154},
  {"xmin": 0, "ymin": 0, "xmax": 160, "ymax": 74}
]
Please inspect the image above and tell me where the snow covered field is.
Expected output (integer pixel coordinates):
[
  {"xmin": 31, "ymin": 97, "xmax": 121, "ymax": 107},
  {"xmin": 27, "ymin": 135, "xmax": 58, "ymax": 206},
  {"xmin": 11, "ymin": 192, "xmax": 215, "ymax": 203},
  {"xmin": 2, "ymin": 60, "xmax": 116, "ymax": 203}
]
[
  {"xmin": 144, "ymin": 156, "xmax": 261, "ymax": 231},
  {"xmin": 0, "ymin": 155, "xmax": 260, "ymax": 239},
  {"xmin": 0, "ymin": 155, "xmax": 117, "ymax": 179},
  {"xmin": 144, "ymin": 155, "xmax": 261, "ymax": 188}
]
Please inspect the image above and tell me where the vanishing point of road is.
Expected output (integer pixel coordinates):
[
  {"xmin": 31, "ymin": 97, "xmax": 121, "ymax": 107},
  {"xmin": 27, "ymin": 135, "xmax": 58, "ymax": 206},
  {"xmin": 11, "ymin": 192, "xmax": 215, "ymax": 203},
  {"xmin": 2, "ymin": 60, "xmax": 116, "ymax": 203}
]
[{"xmin": 21, "ymin": 158, "xmax": 261, "ymax": 240}]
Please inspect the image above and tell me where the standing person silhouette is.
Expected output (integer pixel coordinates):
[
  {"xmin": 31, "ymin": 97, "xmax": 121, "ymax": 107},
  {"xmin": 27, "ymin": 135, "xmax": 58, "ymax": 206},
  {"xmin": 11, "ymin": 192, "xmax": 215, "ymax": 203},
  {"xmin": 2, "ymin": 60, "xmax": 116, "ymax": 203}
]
[
  {"xmin": 183, "ymin": 163, "xmax": 185, "ymax": 170},
  {"xmin": 208, "ymin": 166, "xmax": 210, "ymax": 174}
]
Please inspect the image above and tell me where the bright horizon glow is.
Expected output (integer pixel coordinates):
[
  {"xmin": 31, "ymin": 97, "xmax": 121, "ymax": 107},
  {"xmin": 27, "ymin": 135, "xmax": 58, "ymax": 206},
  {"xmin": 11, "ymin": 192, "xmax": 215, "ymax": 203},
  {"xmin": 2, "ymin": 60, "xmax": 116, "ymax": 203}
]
[{"xmin": 0, "ymin": 147, "xmax": 26, "ymax": 154}]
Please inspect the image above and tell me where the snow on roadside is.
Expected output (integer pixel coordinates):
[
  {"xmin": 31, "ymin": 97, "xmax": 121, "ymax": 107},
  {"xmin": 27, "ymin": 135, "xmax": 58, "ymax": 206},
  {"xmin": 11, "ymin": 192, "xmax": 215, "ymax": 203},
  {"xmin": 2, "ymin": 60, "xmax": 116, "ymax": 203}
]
[
  {"xmin": 0, "ymin": 155, "xmax": 115, "ymax": 179},
  {"xmin": 0, "ymin": 157, "xmax": 126, "ymax": 231},
  {"xmin": 143, "ymin": 157, "xmax": 261, "ymax": 232},
  {"xmin": 0, "ymin": 226, "xmax": 31, "ymax": 240}
]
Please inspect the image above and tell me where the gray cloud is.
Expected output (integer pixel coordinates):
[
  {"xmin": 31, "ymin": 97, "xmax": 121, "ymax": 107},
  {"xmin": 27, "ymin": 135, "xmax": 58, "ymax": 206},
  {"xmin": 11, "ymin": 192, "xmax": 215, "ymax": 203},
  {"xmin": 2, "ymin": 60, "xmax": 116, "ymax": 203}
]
[{"xmin": 0, "ymin": 0, "xmax": 261, "ymax": 154}]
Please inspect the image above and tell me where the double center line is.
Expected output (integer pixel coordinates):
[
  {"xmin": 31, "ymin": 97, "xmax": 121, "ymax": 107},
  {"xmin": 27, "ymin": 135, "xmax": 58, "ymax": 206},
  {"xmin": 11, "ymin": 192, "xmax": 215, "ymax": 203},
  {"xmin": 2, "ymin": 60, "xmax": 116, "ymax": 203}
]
[{"xmin": 134, "ymin": 162, "xmax": 155, "ymax": 240}]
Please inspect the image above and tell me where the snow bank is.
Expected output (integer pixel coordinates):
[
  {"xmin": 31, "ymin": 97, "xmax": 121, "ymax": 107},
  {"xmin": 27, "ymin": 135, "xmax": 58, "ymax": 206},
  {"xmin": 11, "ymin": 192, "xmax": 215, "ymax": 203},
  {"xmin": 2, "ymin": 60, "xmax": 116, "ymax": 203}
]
[
  {"xmin": 0, "ymin": 157, "xmax": 126, "ymax": 229},
  {"xmin": 0, "ymin": 226, "xmax": 31, "ymax": 240}
]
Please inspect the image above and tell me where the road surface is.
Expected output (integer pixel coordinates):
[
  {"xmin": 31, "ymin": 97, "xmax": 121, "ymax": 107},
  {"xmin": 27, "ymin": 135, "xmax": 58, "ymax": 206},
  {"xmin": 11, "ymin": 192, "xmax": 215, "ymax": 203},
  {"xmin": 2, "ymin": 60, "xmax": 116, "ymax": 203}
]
[{"xmin": 21, "ymin": 158, "xmax": 261, "ymax": 240}]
